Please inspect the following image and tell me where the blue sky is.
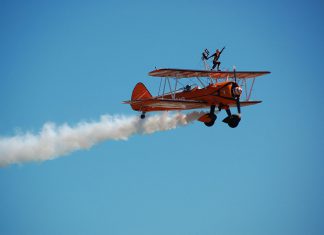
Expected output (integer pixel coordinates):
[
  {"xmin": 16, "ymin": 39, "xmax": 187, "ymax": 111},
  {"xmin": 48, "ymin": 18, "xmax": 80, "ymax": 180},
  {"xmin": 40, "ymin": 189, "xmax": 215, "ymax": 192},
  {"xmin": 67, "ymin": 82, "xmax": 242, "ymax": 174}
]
[{"xmin": 1, "ymin": 0, "xmax": 324, "ymax": 234}]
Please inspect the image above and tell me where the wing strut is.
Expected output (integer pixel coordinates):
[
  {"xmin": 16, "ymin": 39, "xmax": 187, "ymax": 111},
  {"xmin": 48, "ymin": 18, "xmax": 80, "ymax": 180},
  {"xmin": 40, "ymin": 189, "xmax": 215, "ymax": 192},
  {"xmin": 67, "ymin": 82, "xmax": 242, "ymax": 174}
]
[
  {"xmin": 196, "ymin": 77, "xmax": 206, "ymax": 88},
  {"xmin": 166, "ymin": 78, "xmax": 174, "ymax": 99},
  {"xmin": 247, "ymin": 78, "xmax": 256, "ymax": 101},
  {"xmin": 158, "ymin": 77, "xmax": 162, "ymax": 96},
  {"xmin": 162, "ymin": 77, "xmax": 167, "ymax": 99}
]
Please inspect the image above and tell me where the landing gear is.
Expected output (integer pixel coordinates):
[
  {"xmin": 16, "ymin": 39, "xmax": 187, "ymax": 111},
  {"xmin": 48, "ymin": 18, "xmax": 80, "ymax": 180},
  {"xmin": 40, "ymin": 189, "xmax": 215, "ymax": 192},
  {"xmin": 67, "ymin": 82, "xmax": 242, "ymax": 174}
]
[
  {"xmin": 140, "ymin": 112, "xmax": 146, "ymax": 119},
  {"xmin": 204, "ymin": 105, "xmax": 217, "ymax": 127},
  {"xmin": 220, "ymin": 69, "xmax": 242, "ymax": 128},
  {"xmin": 222, "ymin": 109, "xmax": 241, "ymax": 128},
  {"xmin": 204, "ymin": 113, "xmax": 217, "ymax": 127}
]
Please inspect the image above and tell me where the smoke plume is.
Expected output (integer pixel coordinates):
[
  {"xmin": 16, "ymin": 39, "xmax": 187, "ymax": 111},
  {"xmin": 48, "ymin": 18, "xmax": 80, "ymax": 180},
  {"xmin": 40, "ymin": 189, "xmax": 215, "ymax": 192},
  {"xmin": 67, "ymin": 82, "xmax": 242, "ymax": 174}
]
[{"xmin": 0, "ymin": 112, "xmax": 204, "ymax": 167}]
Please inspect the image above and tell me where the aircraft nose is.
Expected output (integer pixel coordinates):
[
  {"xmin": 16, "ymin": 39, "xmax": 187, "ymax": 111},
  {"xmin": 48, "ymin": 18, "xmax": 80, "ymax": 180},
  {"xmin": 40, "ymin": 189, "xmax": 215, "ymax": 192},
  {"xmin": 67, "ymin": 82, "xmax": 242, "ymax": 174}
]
[{"xmin": 233, "ymin": 86, "xmax": 242, "ymax": 97}]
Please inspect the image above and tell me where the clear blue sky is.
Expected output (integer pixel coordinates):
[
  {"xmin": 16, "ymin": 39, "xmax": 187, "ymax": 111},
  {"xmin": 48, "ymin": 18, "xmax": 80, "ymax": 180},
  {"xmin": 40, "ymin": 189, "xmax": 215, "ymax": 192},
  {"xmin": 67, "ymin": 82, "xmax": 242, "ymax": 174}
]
[{"xmin": 1, "ymin": 0, "xmax": 324, "ymax": 234}]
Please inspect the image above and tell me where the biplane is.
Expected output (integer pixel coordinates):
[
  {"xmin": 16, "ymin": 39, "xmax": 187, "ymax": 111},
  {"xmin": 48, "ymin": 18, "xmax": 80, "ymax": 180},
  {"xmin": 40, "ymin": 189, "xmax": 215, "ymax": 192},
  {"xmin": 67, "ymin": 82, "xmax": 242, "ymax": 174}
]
[{"xmin": 124, "ymin": 55, "xmax": 270, "ymax": 128}]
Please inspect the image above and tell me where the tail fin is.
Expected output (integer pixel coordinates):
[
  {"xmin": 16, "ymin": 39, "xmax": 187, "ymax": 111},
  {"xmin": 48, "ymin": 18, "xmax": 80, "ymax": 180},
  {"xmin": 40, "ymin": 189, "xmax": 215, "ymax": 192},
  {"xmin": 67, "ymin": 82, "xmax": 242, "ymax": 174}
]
[
  {"xmin": 127, "ymin": 82, "xmax": 152, "ymax": 111},
  {"xmin": 132, "ymin": 82, "xmax": 152, "ymax": 101}
]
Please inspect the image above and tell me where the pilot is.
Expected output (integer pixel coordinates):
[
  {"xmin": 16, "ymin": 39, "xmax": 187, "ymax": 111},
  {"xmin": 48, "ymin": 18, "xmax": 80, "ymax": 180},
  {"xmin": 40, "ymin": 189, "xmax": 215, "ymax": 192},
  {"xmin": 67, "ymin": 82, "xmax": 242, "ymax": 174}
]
[
  {"xmin": 184, "ymin": 85, "xmax": 191, "ymax": 91},
  {"xmin": 208, "ymin": 47, "xmax": 225, "ymax": 71}
]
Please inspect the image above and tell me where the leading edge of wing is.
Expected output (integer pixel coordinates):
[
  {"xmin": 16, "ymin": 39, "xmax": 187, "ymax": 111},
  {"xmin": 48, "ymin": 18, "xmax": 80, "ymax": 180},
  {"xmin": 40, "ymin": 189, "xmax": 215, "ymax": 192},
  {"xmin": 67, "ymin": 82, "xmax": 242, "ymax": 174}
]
[
  {"xmin": 148, "ymin": 68, "xmax": 270, "ymax": 79},
  {"xmin": 229, "ymin": 100, "xmax": 262, "ymax": 107}
]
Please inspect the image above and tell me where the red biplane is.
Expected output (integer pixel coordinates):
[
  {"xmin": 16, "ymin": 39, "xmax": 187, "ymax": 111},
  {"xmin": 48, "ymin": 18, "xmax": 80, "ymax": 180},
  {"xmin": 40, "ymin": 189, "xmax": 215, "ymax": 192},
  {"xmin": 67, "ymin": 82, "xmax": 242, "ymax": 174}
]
[{"xmin": 124, "ymin": 56, "xmax": 270, "ymax": 128}]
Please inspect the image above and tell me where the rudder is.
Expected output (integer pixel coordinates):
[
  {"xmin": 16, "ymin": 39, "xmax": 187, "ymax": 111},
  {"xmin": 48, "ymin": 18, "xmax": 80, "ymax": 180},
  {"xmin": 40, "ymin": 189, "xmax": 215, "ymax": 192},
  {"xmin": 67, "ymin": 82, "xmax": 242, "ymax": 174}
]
[
  {"xmin": 131, "ymin": 82, "xmax": 152, "ymax": 101},
  {"xmin": 130, "ymin": 82, "xmax": 152, "ymax": 111}
]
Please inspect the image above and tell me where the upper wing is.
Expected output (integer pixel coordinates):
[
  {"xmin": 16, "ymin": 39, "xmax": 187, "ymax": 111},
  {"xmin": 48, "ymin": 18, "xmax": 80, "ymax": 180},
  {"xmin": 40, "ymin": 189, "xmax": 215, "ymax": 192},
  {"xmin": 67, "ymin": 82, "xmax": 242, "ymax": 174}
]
[{"xmin": 149, "ymin": 68, "xmax": 270, "ymax": 79}]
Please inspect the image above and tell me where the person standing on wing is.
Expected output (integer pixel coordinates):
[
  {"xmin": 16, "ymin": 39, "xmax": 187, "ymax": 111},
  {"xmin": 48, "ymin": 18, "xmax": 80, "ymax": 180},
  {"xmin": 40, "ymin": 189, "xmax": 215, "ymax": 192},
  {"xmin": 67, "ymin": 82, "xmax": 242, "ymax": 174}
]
[{"xmin": 208, "ymin": 47, "xmax": 225, "ymax": 71}]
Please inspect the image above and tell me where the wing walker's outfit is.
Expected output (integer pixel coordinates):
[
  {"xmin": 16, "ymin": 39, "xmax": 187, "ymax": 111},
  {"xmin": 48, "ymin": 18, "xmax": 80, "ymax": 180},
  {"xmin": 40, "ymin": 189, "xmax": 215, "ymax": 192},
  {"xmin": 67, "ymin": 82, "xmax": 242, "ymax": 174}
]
[{"xmin": 209, "ymin": 50, "xmax": 221, "ymax": 71}]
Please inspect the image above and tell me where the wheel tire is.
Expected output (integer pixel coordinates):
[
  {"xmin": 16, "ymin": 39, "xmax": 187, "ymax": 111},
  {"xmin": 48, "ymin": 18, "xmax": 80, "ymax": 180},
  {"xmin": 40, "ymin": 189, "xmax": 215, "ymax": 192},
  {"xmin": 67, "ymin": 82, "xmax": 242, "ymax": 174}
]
[
  {"xmin": 227, "ymin": 114, "xmax": 241, "ymax": 128},
  {"xmin": 204, "ymin": 113, "xmax": 217, "ymax": 127},
  {"xmin": 204, "ymin": 120, "xmax": 215, "ymax": 127},
  {"xmin": 140, "ymin": 114, "xmax": 145, "ymax": 119}
]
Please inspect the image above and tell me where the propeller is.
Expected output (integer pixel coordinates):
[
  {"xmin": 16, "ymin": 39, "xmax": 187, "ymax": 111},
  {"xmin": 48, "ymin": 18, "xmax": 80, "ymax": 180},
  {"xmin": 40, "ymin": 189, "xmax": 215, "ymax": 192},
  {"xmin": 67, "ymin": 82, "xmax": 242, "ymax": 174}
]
[
  {"xmin": 233, "ymin": 66, "xmax": 237, "ymax": 83},
  {"xmin": 222, "ymin": 67, "xmax": 242, "ymax": 128},
  {"xmin": 233, "ymin": 68, "xmax": 241, "ymax": 114},
  {"xmin": 236, "ymin": 95, "xmax": 241, "ymax": 114}
]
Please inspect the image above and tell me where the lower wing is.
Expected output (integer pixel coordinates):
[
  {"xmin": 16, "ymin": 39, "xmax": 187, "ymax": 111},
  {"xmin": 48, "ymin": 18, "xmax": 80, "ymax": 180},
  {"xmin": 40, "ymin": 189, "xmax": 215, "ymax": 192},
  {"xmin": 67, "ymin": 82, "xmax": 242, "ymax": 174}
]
[
  {"xmin": 124, "ymin": 99, "xmax": 261, "ymax": 112},
  {"xmin": 124, "ymin": 98, "xmax": 208, "ymax": 111}
]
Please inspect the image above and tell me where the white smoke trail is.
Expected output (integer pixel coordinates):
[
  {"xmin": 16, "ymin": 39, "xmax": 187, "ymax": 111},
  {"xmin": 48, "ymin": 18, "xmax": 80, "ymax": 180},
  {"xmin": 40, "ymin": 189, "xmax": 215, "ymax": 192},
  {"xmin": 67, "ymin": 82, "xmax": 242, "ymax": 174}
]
[{"xmin": 0, "ymin": 112, "xmax": 205, "ymax": 167}]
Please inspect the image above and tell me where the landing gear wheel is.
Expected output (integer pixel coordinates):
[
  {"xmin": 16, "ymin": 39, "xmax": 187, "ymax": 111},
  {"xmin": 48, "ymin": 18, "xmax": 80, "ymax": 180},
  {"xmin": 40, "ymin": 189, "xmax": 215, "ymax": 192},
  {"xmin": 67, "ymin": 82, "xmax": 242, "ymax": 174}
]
[
  {"xmin": 204, "ymin": 113, "xmax": 217, "ymax": 127},
  {"xmin": 227, "ymin": 114, "xmax": 241, "ymax": 128},
  {"xmin": 140, "ymin": 112, "xmax": 146, "ymax": 119}
]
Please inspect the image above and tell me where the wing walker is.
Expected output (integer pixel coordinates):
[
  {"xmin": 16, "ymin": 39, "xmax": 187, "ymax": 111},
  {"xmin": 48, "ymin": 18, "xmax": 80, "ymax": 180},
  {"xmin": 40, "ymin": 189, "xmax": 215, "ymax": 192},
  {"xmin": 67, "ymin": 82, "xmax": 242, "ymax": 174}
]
[{"xmin": 124, "ymin": 48, "xmax": 270, "ymax": 128}]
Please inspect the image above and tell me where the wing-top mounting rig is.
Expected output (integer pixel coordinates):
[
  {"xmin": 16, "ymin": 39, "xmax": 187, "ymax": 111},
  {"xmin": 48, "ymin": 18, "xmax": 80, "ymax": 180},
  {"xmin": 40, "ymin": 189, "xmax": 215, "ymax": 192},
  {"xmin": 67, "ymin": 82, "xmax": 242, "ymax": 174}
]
[{"xmin": 124, "ymin": 49, "xmax": 270, "ymax": 128}]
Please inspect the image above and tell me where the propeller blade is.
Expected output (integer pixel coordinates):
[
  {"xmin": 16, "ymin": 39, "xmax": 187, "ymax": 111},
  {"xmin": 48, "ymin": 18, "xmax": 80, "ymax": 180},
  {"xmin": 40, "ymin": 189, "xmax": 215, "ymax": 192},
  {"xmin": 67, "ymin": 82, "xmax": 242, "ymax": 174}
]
[
  {"xmin": 236, "ymin": 97, "xmax": 241, "ymax": 114},
  {"xmin": 233, "ymin": 67, "xmax": 240, "ymax": 113},
  {"xmin": 233, "ymin": 67, "xmax": 237, "ymax": 83},
  {"xmin": 233, "ymin": 67, "xmax": 241, "ymax": 113}
]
